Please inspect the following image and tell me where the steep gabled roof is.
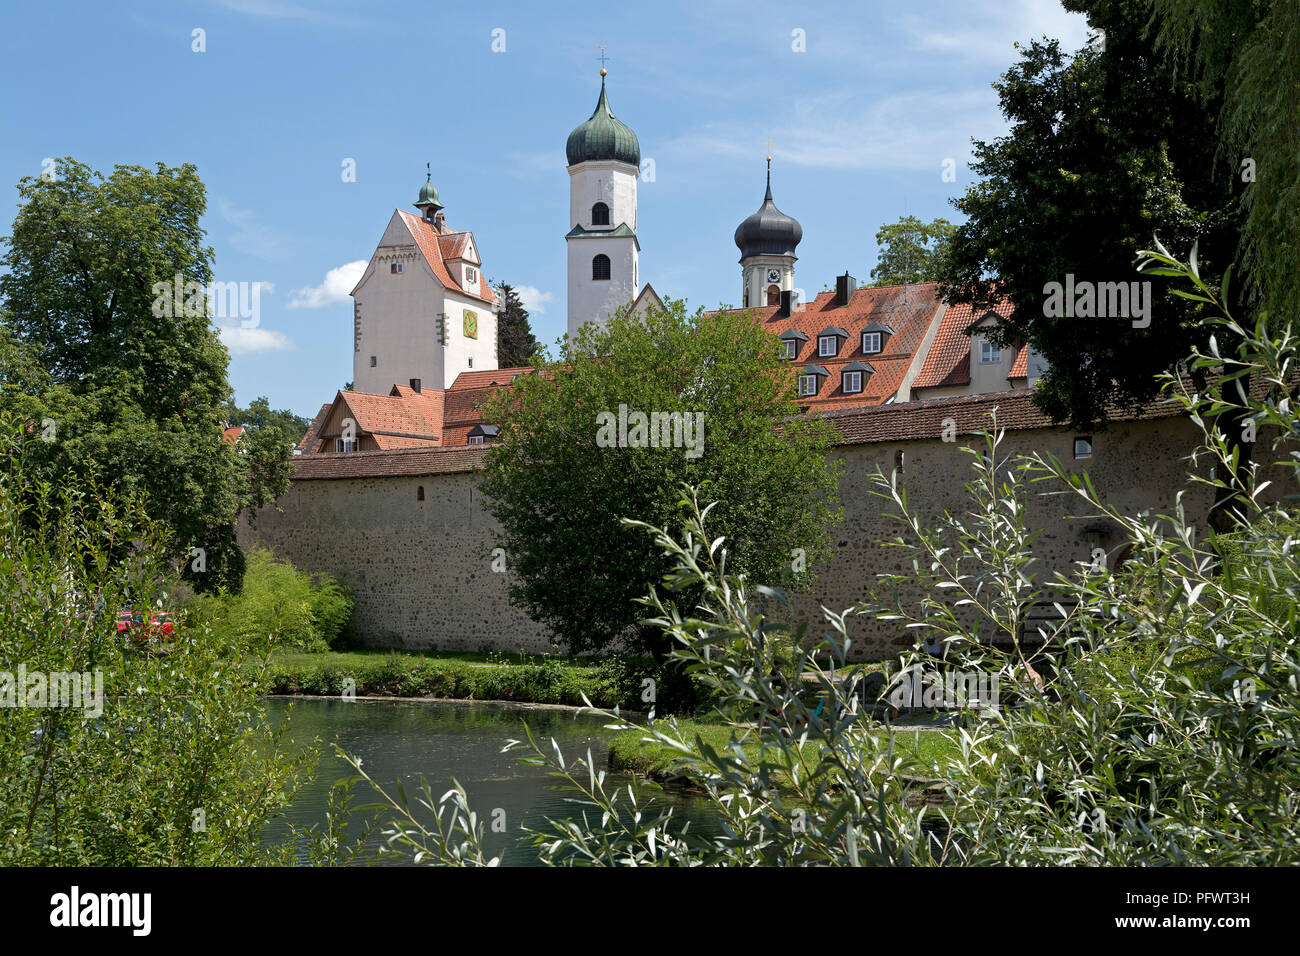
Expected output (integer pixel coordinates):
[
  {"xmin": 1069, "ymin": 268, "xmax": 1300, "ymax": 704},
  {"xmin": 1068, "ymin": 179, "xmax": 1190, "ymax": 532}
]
[
  {"xmin": 394, "ymin": 210, "xmax": 497, "ymax": 307},
  {"xmin": 913, "ymin": 299, "xmax": 1015, "ymax": 391}
]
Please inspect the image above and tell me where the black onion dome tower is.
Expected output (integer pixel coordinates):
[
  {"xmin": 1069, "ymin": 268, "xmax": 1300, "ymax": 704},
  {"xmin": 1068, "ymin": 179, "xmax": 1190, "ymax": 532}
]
[{"xmin": 735, "ymin": 157, "xmax": 802, "ymax": 307}]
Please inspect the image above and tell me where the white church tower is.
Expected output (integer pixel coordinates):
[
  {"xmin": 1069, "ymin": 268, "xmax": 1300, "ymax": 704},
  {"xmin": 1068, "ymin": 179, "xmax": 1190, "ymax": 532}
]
[
  {"xmin": 565, "ymin": 69, "xmax": 641, "ymax": 338},
  {"xmin": 735, "ymin": 157, "xmax": 803, "ymax": 309}
]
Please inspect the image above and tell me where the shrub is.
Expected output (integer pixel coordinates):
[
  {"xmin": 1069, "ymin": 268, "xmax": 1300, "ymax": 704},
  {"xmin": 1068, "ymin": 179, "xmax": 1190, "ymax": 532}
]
[{"xmin": 0, "ymin": 415, "xmax": 312, "ymax": 865}]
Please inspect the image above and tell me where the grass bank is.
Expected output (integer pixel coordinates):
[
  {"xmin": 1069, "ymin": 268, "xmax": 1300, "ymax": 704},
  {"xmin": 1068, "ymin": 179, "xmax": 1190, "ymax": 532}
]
[
  {"xmin": 608, "ymin": 717, "xmax": 963, "ymax": 786},
  {"xmin": 262, "ymin": 648, "xmax": 630, "ymax": 708}
]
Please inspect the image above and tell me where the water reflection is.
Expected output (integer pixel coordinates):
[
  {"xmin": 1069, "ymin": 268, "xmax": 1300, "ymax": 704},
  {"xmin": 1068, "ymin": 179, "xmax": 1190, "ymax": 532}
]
[{"xmin": 263, "ymin": 697, "xmax": 716, "ymax": 866}]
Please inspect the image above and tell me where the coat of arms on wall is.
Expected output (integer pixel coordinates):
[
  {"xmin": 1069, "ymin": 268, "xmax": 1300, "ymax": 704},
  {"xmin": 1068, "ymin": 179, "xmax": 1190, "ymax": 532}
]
[{"xmin": 463, "ymin": 309, "xmax": 477, "ymax": 339}]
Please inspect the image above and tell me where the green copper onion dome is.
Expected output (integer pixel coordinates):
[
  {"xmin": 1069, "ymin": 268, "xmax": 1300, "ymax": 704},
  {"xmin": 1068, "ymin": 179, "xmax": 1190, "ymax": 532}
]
[
  {"xmin": 566, "ymin": 73, "xmax": 641, "ymax": 168},
  {"xmin": 416, "ymin": 171, "xmax": 442, "ymax": 210}
]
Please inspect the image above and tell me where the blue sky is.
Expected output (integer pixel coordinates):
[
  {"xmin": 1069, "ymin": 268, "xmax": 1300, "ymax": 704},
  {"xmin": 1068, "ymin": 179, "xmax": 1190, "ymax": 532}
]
[{"xmin": 0, "ymin": 0, "xmax": 1091, "ymax": 418}]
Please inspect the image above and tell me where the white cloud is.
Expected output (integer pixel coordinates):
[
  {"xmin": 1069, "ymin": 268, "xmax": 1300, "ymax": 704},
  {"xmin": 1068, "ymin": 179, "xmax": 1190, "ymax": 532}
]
[
  {"xmin": 668, "ymin": 87, "xmax": 1003, "ymax": 173},
  {"xmin": 213, "ymin": 0, "xmax": 369, "ymax": 27},
  {"xmin": 216, "ymin": 199, "xmax": 287, "ymax": 260},
  {"xmin": 897, "ymin": 1, "xmax": 1092, "ymax": 64},
  {"xmin": 219, "ymin": 326, "xmax": 294, "ymax": 355},
  {"xmin": 288, "ymin": 260, "xmax": 367, "ymax": 309},
  {"xmin": 515, "ymin": 285, "xmax": 554, "ymax": 314}
]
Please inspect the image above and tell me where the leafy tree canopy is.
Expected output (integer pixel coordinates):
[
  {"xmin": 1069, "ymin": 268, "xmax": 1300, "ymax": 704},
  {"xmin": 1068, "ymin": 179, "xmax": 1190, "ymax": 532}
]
[
  {"xmin": 0, "ymin": 158, "xmax": 249, "ymax": 591},
  {"xmin": 935, "ymin": 6, "xmax": 1241, "ymax": 429},
  {"xmin": 479, "ymin": 299, "xmax": 843, "ymax": 659},
  {"xmin": 868, "ymin": 216, "xmax": 956, "ymax": 287}
]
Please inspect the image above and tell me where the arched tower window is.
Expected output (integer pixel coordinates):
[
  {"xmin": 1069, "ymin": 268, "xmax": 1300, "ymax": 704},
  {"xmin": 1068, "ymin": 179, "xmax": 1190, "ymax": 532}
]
[
  {"xmin": 592, "ymin": 254, "xmax": 611, "ymax": 281},
  {"xmin": 591, "ymin": 202, "xmax": 610, "ymax": 226},
  {"xmin": 766, "ymin": 284, "xmax": 781, "ymax": 306},
  {"xmin": 417, "ymin": 485, "xmax": 425, "ymax": 501}
]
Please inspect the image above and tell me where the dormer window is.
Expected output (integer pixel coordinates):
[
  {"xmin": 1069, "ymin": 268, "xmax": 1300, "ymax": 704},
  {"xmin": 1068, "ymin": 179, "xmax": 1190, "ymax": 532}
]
[
  {"xmin": 797, "ymin": 364, "xmax": 830, "ymax": 397},
  {"xmin": 861, "ymin": 322, "xmax": 893, "ymax": 354},
  {"xmin": 336, "ymin": 438, "xmax": 359, "ymax": 453},
  {"xmin": 591, "ymin": 202, "xmax": 610, "ymax": 226},
  {"xmin": 465, "ymin": 266, "xmax": 477, "ymax": 284},
  {"xmin": 468, "ymin": 424, "xmax": 499, "ymax": 446},
  {"xmin": 816, "ymin": 326, "xmax": 849, "ymax": 358},
  {"xmin": 841, "ymin": 361, "xmax": 874, "ymax": 395},
  {"xmin": 980, "ymin": 340, "xmax": 1002, "ymax": 364},
  {"xmin": 391, "ymin": 262, "xmax": 403, "ymax": 275},
  {"xmin": 778, "ymin": 330, "xmax": 808, "ymax": 361}
]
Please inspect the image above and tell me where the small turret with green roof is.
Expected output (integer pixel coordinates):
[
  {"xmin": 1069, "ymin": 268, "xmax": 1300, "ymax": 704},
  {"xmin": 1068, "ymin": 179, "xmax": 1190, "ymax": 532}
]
[{"xmin": 415, "ymin": 164, "xmax": 443, "ymax": 216}]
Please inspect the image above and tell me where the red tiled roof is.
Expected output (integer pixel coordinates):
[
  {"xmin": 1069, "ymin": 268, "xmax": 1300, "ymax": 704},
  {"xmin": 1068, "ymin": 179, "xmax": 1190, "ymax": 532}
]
[
  {"xmin": 1009, "ymin": 345, "xmax": 1028, "ymax": 380},
  {"xmin": 221, "ymin": 425, "xmax": 245, "ymax": 444},
  {"xmin": 437, "ymin": 233, "xmax": 471, "ymax": 262},
  {"xmin": 292, "ymin": 444, "xmax": 488, "ymax": 479},
  {"xmin": 298, "ymin": 404, "xmax": 330, "ymax": 452},
  {"xmin": 288, "ymin": 388, "xmax": 1190, "ymax": 480},
  {"xmin": 397, "ymin": 211, "xmax": 497, "ymax": 307},
  {"xmin": 709, "ymin": 283, "xmax": 945, "ymax": 411},
  {"xmin": 912, "ymin": 299, "xmax": 1017, "ymax": 390},
  {"xmin": 448, "ymin": 367, "xmax": 536, "ymax": 390}
]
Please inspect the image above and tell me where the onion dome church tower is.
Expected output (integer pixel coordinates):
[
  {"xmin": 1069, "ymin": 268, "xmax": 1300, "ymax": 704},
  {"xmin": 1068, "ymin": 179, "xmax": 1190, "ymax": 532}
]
[
  {"xmin": 565, "ymin": 68, "xmax": 641, "ymax": 338},
  {"xmin": 735, "ymin": 157, "xmax": 803, "ymax": 308}
]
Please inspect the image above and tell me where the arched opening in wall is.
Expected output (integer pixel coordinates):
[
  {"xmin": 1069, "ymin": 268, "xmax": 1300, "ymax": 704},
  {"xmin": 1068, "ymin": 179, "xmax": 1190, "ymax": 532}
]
[
  {"xmin": 766, "ymin": 284, "xmax": 780, "ymax": 305},
  {"xmin": 591, "ymin": 202, "xmax": 610, "ymax": 226},
  {"xmin": 592, "ymin": 254, "xmax": 611, "ymax": 281},
  {"xmin": 416, "ymin": 485, "xmax": 425, "ymax": 501}
]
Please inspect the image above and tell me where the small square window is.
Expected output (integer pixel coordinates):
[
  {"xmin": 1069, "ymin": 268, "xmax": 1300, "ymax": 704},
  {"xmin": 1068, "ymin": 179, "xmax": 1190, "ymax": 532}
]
[
  {"xmin": 468, "ymin": 435, "xmax": 485, "ymax": 446},
  {"xmin": 369, "ymin": 356, "xmax": 377, "ymax": 367},
  {"xmin": 391, "ymin": 262, "xmax": 403, "ymax": 275},
  {"xmin": 798, "ymin": 375, "xmax": 818, "ymax": 397},
  {"xmin": 843, "ymin": 370, "xmax": 862, "ymax": 394},
  {"xmin": 1074, "ymin": 436, "xmax": 1093, "ymax": 459},
  {"xmin": 862, "ymin": 331, "xmax": 882, "ymax": 354},
  {"xmin": 818, "ymin": 336, "xmax": 838, "ymax": 358},
  {"xmin": 980, "ymin": 340, "xmax": 1002, "ymax": 364},
  {"xmin": 781, "ymin": 340, "xmax": 797, "ymax": 360},
  {"xmin": 336, "ymin": 438, "xmax": 359, "ymax": 453}
]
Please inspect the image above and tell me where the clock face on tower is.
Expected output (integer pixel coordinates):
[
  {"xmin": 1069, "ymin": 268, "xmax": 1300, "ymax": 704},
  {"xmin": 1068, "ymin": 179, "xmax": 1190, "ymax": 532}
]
[{"xmin": 767, "ymin": 269, "xmax": 780, "ymax": 282}]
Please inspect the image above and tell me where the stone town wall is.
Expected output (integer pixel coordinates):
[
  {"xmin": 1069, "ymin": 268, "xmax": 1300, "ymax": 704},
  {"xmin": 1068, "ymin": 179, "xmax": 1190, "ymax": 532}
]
[{"xmin": 240, "ymin": 403, "xmax": 1286, "ymax": 661}]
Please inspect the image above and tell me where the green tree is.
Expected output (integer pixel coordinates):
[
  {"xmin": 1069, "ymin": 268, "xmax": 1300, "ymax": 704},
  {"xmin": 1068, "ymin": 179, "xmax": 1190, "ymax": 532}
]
[
  {"xmin": 0, "ymin": 415, "xmax": 311, "ymax": 865},
  {"xmin": 0, "ymin": 158, "xmax": 247, "ymax": 591},
  {"xmin": 223, "ymin": 396, "xmax": 306, "ymax": 524},
  {"xmin": 1150, "ymin": 0, "xmax": 1300, "ymax": 331},
  {"xmin": 934, "ymin": 11, "xmax": 1241, "ymax": 430},
  {"xmin": 478, "ymin": 298, "xmax": 842, "ymax": 666},
  {"xmin": 494, "ymin": 281, "xmax": 541, "ymax": 368},
  {"xmin": 868, "ymin": 216, "xmax": 956, "ymax": 286}
]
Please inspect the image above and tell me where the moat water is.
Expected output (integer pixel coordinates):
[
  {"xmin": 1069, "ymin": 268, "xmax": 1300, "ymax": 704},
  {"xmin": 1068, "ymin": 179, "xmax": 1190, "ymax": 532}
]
[{"xmin": 262, "ymin": 696, "xmax": 718, "ymax": 866}]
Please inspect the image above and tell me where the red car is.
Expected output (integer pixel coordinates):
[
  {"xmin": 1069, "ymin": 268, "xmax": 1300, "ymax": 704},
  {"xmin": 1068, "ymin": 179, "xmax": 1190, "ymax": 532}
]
[{"xmin": 116, "ymin": 610, "xmax": 176, "ymax": 643}]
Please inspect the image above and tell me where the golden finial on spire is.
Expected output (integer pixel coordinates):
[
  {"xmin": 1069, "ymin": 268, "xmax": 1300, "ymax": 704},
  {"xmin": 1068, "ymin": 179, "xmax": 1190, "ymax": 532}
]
[{"xmin": 598, "ymin": 46, "xmax": 609, "ymax": 76}]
